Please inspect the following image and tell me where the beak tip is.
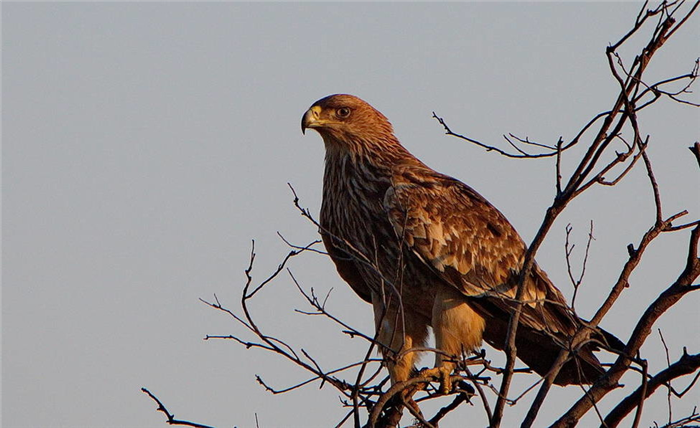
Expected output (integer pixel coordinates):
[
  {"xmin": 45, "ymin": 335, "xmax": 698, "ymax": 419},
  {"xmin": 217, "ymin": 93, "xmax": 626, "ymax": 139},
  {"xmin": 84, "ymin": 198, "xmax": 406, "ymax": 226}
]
[
  {"xmin": 301, "ymin": 113, "xmax": 308, "ymax": 135},
  {"xmin": 301, "ymin": 106, "xmax": 320, "ymax": 135}
]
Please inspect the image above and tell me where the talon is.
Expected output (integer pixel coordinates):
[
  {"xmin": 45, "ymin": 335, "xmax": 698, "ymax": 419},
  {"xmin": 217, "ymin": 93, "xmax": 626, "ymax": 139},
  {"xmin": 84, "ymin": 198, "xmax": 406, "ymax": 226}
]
[{"xmin": 419, "ymin": 366, "xmax": 453, "ymax": 394}]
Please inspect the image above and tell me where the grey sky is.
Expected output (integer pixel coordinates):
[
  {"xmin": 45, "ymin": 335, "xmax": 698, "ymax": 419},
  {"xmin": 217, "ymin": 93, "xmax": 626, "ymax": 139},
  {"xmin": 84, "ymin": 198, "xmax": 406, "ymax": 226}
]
[{"xmin": 3, "ymin": 2, "xmax": 699, "ymax": 427}]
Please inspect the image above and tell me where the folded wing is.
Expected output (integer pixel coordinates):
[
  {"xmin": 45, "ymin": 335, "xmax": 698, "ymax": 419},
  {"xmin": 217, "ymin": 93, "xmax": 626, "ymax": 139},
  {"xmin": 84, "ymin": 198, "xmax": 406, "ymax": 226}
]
[{"xmin": 383, "ymin": 166, "xmax": 613, "ymax": 384}]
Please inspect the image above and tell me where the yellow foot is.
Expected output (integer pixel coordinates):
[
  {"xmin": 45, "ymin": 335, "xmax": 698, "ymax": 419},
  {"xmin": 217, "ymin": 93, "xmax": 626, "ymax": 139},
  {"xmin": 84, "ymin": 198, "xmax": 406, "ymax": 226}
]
[{"xmin": 419, "ymin": 366, "xmax": 453, "ymax": 394}]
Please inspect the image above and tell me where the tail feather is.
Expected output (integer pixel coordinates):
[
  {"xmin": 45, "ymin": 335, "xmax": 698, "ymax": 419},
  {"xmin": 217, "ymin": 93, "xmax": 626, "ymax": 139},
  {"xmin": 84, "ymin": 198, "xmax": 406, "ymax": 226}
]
[
  {"xmin": 522, "ymin": 325, "xmax": 624, "ymax": 385},
  {"xmin": 482, "ymin": 318, "xmax": 624, "ymax": 385},
  {"xmin": 599, "ymin": 327, "xmax": 626, "ymax": 352}
]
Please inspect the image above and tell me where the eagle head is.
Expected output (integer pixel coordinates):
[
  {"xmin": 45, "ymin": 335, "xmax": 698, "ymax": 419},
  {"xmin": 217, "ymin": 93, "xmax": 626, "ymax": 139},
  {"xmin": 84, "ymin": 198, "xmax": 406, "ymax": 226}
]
[{"xmin": 301, "ymin": 94, "xmax": 395, "ymax": 146}]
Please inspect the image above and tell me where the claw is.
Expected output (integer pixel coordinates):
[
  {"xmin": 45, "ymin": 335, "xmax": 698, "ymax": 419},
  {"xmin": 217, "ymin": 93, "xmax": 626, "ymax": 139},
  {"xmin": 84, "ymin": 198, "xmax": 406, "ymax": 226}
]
[{"xmin": 419, "ymin": 366, "xmax": 453, "ymax": 394}]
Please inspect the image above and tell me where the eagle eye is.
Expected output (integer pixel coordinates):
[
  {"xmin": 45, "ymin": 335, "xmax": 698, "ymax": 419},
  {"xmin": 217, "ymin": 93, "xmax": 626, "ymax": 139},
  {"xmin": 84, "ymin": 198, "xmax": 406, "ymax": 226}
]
[{"xmin": 336, "ymin": 107, "xmax": 351, "ymax": 118}]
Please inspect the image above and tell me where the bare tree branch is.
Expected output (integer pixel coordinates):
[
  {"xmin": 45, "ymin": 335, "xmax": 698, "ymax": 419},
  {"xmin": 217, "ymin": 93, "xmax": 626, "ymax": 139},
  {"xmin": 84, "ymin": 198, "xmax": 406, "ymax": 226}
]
[
  {"xmin": 141, "ymin": 388, "xmax": 215, "ymax": 428},
  {"xmin": 604, "ymin": 351, "xmax": 700, "ymax": 427},
  {"xmin": 552, "ymin": 225, "xmax": 700, "ymax": 428}
]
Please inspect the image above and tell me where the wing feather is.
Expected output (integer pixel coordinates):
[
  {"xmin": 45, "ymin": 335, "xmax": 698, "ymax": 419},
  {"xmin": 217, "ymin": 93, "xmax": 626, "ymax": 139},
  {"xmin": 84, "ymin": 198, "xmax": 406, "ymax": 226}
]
[{"xmin": 384, "ymin": 166, "xmax": 577, "ymax": 336}]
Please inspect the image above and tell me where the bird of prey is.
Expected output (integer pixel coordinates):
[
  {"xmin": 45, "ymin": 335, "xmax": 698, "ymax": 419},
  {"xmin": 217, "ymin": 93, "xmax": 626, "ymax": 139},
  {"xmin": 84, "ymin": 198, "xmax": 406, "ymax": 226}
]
[{"xmin": 301, "ymin": 94, "xmax": 620, "ymax": 389}]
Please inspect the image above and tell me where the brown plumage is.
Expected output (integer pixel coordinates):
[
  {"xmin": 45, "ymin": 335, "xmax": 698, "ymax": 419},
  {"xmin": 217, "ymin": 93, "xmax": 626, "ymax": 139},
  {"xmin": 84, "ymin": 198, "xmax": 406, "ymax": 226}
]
[{"xmin": 301, "ymin": 94, "xmax": 621, "ymax": 386}]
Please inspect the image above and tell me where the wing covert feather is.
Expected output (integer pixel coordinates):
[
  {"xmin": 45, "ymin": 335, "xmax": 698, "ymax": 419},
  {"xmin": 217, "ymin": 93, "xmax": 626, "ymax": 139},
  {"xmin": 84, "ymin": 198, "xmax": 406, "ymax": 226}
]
[{"xmin": 384, "ymin": 167, "xmax": 575, "ymax": 335}]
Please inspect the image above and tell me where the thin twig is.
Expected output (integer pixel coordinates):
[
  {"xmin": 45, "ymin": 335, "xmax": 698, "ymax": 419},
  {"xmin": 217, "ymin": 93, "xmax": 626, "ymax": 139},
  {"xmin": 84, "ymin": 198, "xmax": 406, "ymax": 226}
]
[{"xmin": 141, "ymin": 388, "xmax": 215, "ymax": 428}]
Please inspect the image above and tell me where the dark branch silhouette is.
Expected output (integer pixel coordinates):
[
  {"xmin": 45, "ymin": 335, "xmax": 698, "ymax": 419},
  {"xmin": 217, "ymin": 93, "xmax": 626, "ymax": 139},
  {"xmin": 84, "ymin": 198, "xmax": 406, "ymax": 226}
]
[{"xmin": 141, "ymin": 388, "xmax": 215, "ymax": 428}]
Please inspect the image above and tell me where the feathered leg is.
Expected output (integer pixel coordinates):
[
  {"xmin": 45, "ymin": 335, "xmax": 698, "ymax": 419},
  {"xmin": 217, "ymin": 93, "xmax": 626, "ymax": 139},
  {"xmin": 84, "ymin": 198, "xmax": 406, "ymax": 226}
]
[
  {"xmin": 430, "ymin": 285, "xmax": 485, "ymax": 393},
  {"xmin": 372, "ymin": 292, "xmax": 429, "ymax": 385}
]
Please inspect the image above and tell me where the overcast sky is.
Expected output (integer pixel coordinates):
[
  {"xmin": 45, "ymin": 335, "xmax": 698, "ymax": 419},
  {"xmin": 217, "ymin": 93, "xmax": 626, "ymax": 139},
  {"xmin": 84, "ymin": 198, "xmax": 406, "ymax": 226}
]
[{"xmin": 4, "ymin": 2, "xmax": 699, "ymax": 428}]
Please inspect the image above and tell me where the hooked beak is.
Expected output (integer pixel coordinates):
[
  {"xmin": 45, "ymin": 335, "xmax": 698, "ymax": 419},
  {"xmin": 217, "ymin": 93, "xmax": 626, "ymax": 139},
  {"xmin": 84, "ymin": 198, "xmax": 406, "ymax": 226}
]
[{"xmin": 301, "ymin": 105, "xmax": 322, "ymax": 135}]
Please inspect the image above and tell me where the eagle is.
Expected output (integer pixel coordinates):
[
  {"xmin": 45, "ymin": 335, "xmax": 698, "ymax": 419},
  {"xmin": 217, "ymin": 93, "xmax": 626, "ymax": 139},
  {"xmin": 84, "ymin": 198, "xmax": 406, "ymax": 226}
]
[{"xmin": 301, "ymin": 94, "xmax": 621, "ymax": 389}]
